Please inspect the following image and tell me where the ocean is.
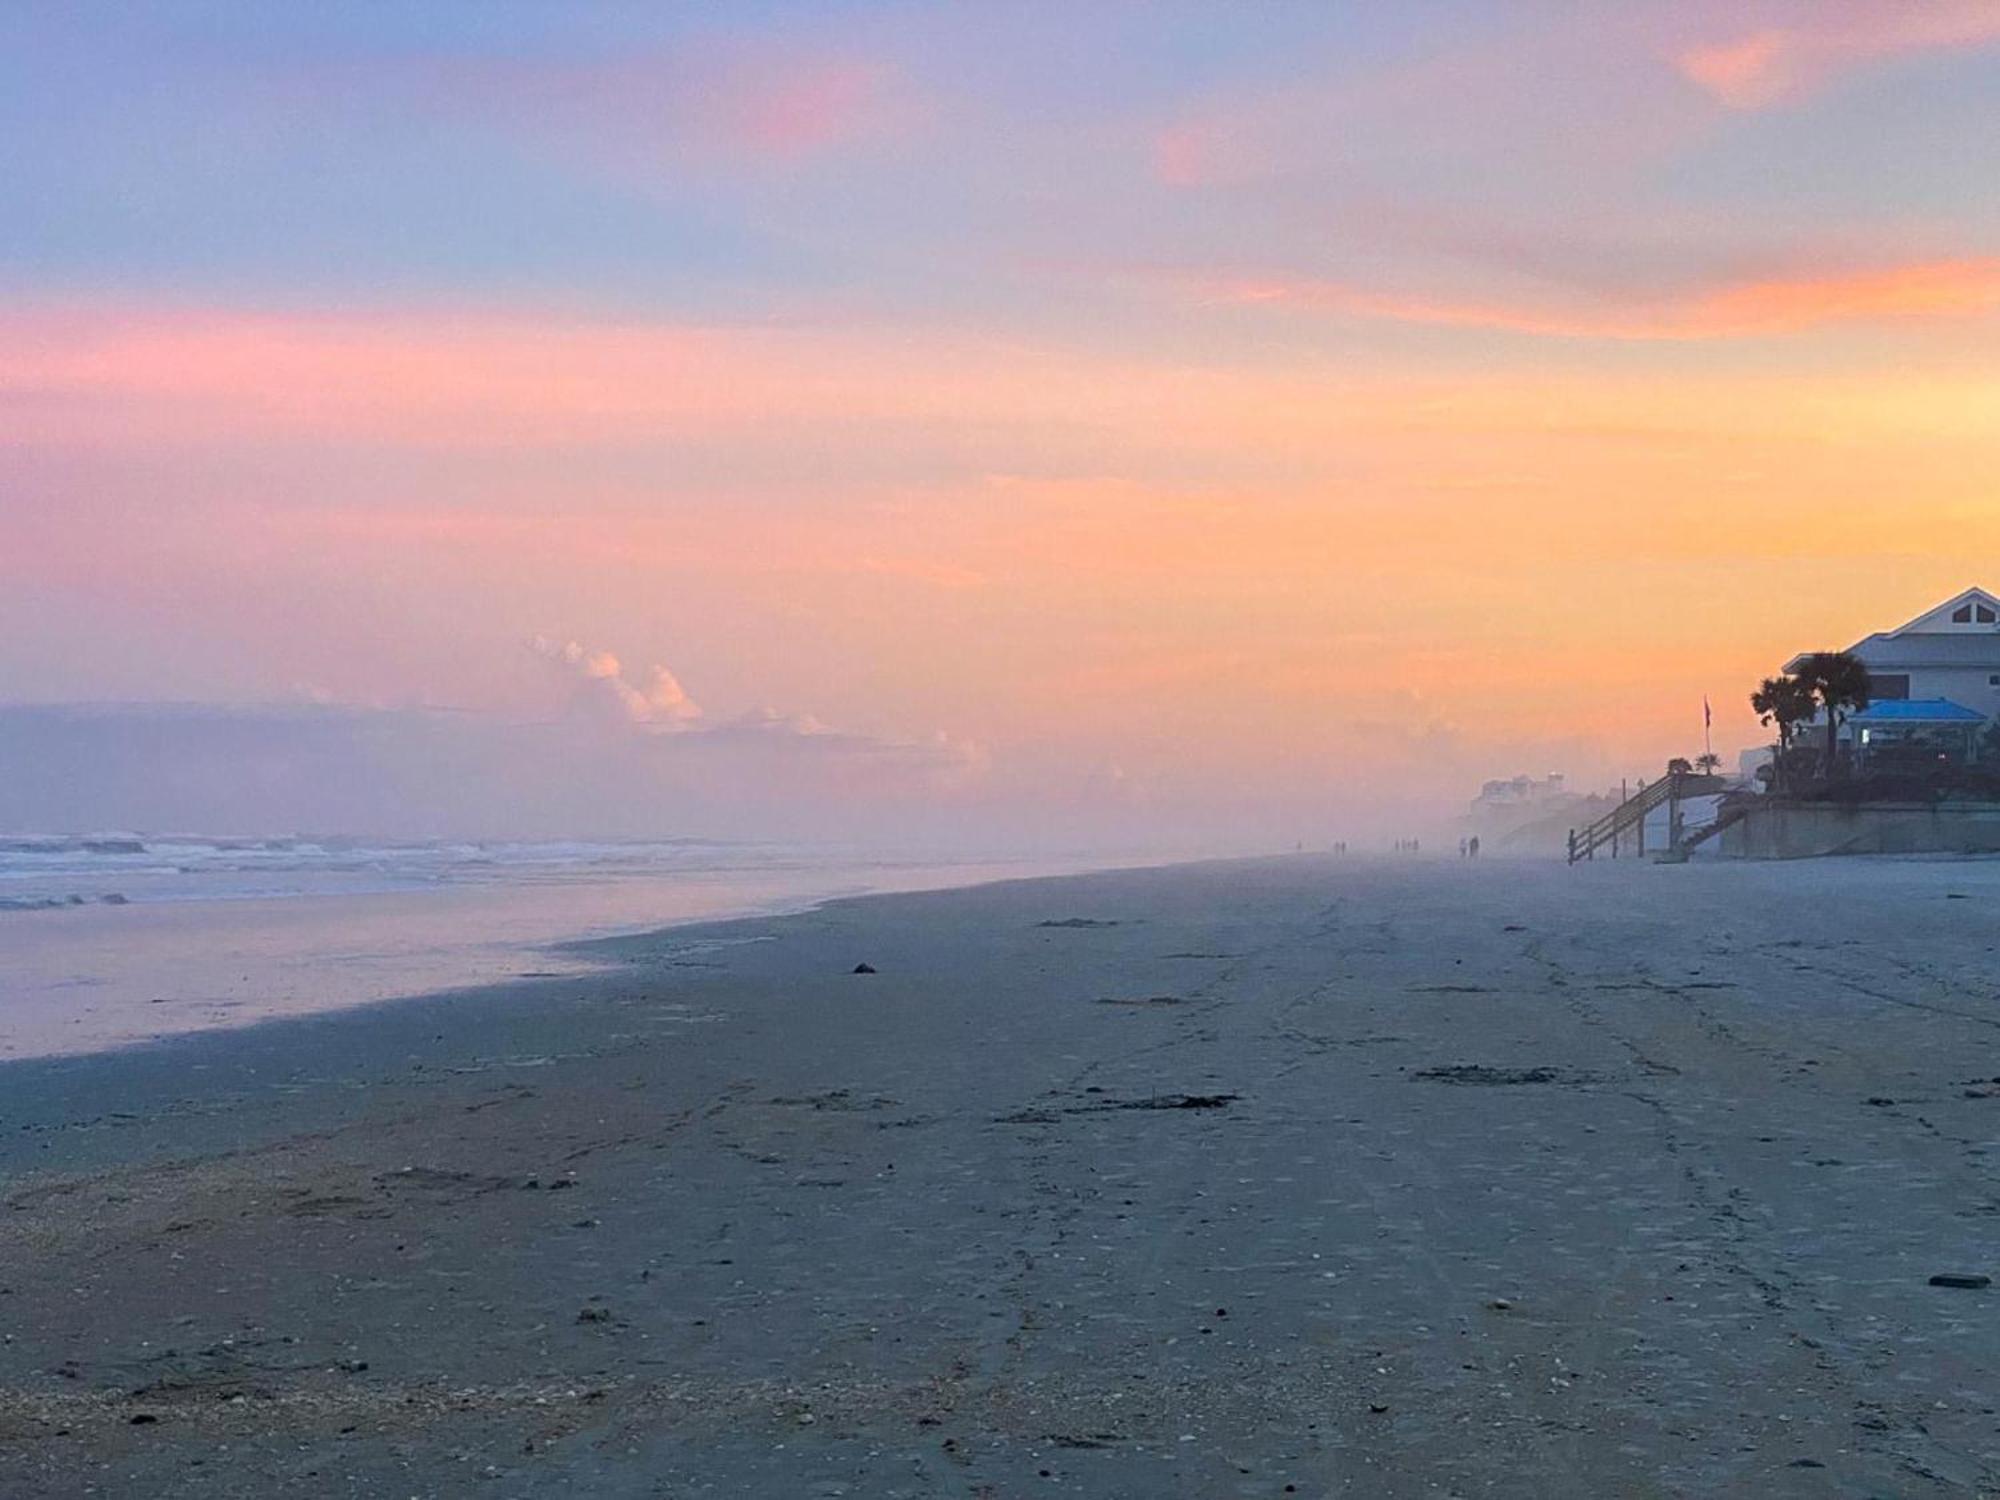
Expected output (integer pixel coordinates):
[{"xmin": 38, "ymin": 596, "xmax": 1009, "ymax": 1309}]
[{"xmin": 0, "ymin": 834, "xmax": 1120, "ymax": 1060}]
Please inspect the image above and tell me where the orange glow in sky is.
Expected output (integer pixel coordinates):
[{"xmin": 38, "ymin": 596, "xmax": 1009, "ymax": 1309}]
[{"xmin": 4, "ymin": 2, "xmax": 1998, "ymax": 842}]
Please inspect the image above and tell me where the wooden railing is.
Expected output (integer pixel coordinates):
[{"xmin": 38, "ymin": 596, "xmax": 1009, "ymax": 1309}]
[{"xmin": 1567, "ymin": 772, "xmax": 1725, "ymax": 864}]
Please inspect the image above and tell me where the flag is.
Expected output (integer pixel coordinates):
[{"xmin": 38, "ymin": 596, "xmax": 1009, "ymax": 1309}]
[{"xmin": 1703, "ymin": 696, "xmax": 1712, "ymax": 728}]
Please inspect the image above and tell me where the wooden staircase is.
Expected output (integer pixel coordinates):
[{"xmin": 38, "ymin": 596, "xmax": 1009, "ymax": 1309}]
[
  {"xmin": 1653, "ymin": 800, "xmax": 1749, "ymax": 862},
  {"xmin": 1566, "ymin": 772, "xmax": 1725, "ymax": 864}
]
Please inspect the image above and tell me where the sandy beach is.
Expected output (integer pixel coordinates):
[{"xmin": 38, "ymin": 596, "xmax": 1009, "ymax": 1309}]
[{"xmin": 3, "ymin": 854, "xmax": 1999, "ymax": 1497}]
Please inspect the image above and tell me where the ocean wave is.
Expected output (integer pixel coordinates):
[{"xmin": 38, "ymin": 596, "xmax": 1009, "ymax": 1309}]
[
  {"xmin": 0, "ymin": 892, "xmax": 129, "ymax": 912},
  {"xmin": 0, "ymin": 835, "xmax": 147, "ymax": 856},
  {"xmin": 0, "ymin": 833, "xmax": 808, "ymax": 907}
]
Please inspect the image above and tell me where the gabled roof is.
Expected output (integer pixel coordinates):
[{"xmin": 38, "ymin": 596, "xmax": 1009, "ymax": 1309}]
[
  {"xmin": 1847, "ymin": 635, "xmax": 2000, "ymax": 668},
  {"xmin": 1884, "ymin": 587, "xmax": 2000, "ymax": 637},
  {"xmin": 1849, "ymin": 697, "xmax": 1989, "ymax": 725},
  {"xmin": 1784, "ymin": 588, "xmax": 2000, "ymax": 673}
]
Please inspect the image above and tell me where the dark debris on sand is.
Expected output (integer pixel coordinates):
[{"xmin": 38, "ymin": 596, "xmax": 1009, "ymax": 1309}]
[
  {"xmin": 997, "ymin": 1092, "xmax": 1238, "ymax": 1124},
  {"xmin": 1410, "ymin": 1065, "xmax": 1595, "ymax": 1087}
]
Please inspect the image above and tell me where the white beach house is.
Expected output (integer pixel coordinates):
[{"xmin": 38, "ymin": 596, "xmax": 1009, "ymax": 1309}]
[{"xmin": 1788, "ymin": 587, "xmax": 2000, "ymax": 710}]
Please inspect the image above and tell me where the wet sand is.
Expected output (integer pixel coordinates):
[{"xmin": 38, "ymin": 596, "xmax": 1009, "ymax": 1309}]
[{"xmin": 2, "ymin": 855, "xmax": 1998, "ymax": 1497}]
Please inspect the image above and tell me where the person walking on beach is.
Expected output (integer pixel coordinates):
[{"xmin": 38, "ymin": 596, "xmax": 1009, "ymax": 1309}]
[{"xmin": 1468, "ymin": 835, "xmax": 1480, "ymax": 858}]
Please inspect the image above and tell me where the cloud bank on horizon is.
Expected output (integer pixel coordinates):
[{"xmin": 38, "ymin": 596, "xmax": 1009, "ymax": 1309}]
[{"xmin": 2, "ymin": 0, "xmax": 1997, "ymax": 843}]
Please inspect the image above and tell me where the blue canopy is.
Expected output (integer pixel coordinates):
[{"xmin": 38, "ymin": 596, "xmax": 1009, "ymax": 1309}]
[{"xmin": 1849, "ymin": 697, "xmax": 1988, "ymax": 725}]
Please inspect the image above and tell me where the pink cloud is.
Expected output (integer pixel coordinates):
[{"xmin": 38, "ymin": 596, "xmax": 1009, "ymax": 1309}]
[
  {"xmin": 1675, "ymin": 3, "xmax": 2000, "ymax": 109},
  {"xmin": 1140, "ymin": 8, "xmax": 1718, "ymax": 210},
  {"xmin": 0, "ymin": 302, "xmax": 1441, "ymax": 454},
  {"xmin": 0, "ymin": 305, "xmax": 1002, "ymax": 449},
  {"xmin": 704, "ymin": 57, "xmax": 892, "ymax": 159},
  {"xmin": 1150, "ymin": 122, "xmax": 1214, "ymax": 187},
  {"xmin": 1677, "ymin": 30, "xmax": 1795, "ymax": 109},
  {"xmin": 1149, "ymin": 118, "xmax": 1269, "ymax": 189},
  {"xmin": 1191, "ymin": 257, "xmax": 2000, "ymax": 340},
  {"xmin": 520, "ymin": 635, "xmax": 986, "ymax": 792},
  {"xmin": 531, "ymin": 637, "xmax": 704, "ymax": 729},
  {"xmin": 283, "ymin": 43, "xmax": 908, "ymax": 171}
]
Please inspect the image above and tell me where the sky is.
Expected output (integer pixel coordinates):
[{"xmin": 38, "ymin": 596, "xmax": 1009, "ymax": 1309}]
[{"xmin": 3, "ymin": 1, "xmax": 1998, "ymax": 846}]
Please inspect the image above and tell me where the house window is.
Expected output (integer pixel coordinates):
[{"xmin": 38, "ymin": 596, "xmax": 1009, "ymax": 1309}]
[
  {"xmin": 1870, "ymin": 674, "xmax": 1909, "ymax": 700},
  {"xmin": 1989, "ymin": 674, "xmax": 2000, "ymax": 687},
  {"xmin": 1954, "ymin": 604, "xmax": 1974, "ymax": 622},
  {"xmin": 1980, "ymin": 604, "xmax": 1997, "ymax": 624}
]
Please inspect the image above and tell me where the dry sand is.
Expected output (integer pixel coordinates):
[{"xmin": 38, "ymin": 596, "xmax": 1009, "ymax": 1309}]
[{"xmin": 1, "ymin": 855, "xmax": 1998, "ymax": 1497}]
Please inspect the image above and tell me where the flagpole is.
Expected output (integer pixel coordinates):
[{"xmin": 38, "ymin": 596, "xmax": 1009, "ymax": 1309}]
[{"xmin": 1703, "ymin": 696, "xmax": 1713, "ymax": 764}]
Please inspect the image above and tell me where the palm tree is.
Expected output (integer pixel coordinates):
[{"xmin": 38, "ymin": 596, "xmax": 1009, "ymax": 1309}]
[
  {"xmin": 1750, "ymin": 674, "xmax": 1816, "ymax": 789},
  {"xmin": 1666, "ymin": 757, "xmax": 1694, "ymax": 775},
  {"xmin": 1789, "ymin": 651, "xmax": 1872, "ymax": 777},
  {"xmin": 1694, "ymin": 751, "xmax": 1722, "ymax": 776}
]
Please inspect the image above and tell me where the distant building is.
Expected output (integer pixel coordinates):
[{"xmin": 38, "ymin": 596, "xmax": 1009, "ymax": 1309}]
[
  {"xmin": 1466, "ymin": 773, "xmax": 1590, "ymax": 857},
  {"xmin": 1473, "ymin": 773, "xmax": 1566, "ymax": 810}
]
